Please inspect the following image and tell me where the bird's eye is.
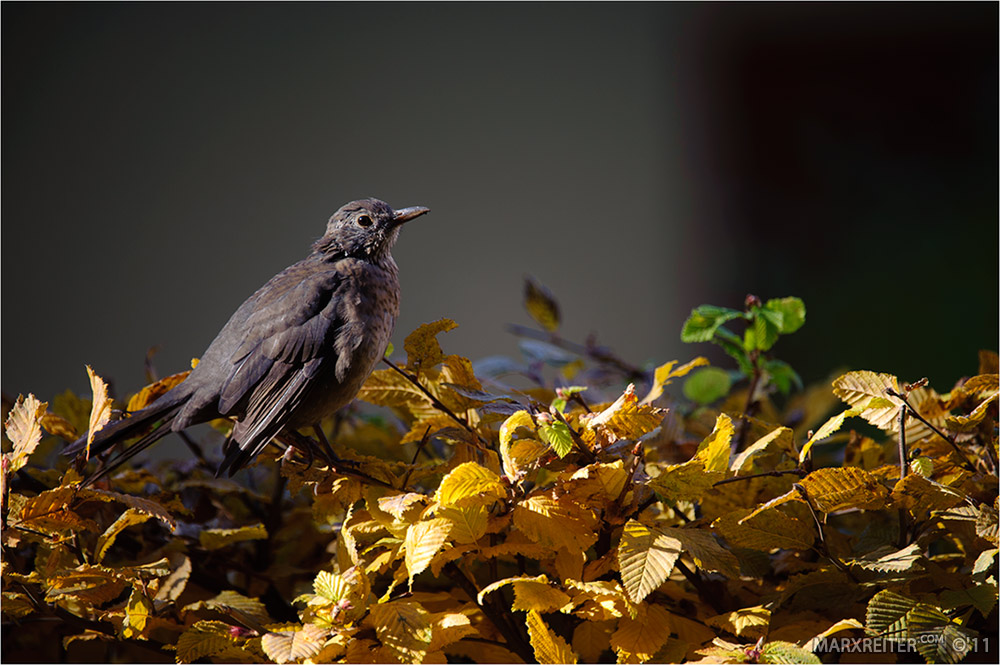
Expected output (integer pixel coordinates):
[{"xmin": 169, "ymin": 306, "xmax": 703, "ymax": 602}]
[{"xmin": 356, "ymin": 214, "xmax": 373, "ymax": 228}]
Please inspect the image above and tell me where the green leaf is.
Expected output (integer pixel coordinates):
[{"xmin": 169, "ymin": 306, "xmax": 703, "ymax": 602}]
[
  {"xmin": 683, "ymin": 367, "xmax": 732, "ymax": 405},
  {"xmin": 539, "ymin": 421, "xmax": 574, "ymax": 458},
  {"xmin": 764, "ymin": 297, "xmax": 806, "ymax": 334},
  {"xmin": 907, "ymin": 604, "xmax": 976, "ymax": 664},
  {"xmin": 751, "ymin": 307, "xmax": 783, "ymax": 351},
  {"xmin": 761, "ymin": 641, "xmax": 821, "ymax": 664},
  {"xmin": 715, "ymin": 327, "xmax": 755, "ymax": 376},
  {"xmin": 910, "ymin": 456, "xmax": 934, "ymax": 477},
  {"xmin": 680, "ymin": 305, "xmax": 742, "ymax": 343},
  {"xmin": 866, "ymin": 589, "xmax": 917, "ymax": 638},
  {"xmin": 763, "ymin": 359, "xmax": 802, "ymax": 395}
]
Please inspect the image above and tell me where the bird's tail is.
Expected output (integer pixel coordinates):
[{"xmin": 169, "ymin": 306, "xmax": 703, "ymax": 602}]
[{"xmin": 64, "ymin": 391, "xmax": 185, "ymax": 486}]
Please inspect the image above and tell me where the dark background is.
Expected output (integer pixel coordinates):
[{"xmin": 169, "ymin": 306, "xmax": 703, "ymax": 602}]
[{"xmin": 3, "ymin": 2, "xmax": 997, "ymax": 405}]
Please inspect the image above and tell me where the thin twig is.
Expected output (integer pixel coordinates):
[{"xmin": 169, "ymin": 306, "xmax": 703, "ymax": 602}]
[
  {"xmin": 713, "ymin": 468, "xmax": 805, "ymax": 487},
  {"xmin": 443, "ymin": 562, "xmax": 533, "ymax": 663},
  {"xmin": 401, "ymin": 427, "xmax": 433, "ymax": 489},
  {"xmin": 551, "ymin": 409, "xmax": 597, "ymax": 463},
  {"xmin": 176, "ymin": 431, "xmax": 212, "ymax": 471},
  {"xmin": 733, "ymin": 353, "xmax": 762, "ymax": 455},
  {"xmin": 885, "ymin": 388, "xmax": 977, "ymax": 472},
  {"xmin": 896, "ymin": 401, "xmax": 909, "ymax": 548},
  {"xmin": 382, "ymin": 357, "xmax": 493, "ymax": 452},
  {"xmin": 505, "ymin": 323, "xmax": 649, "ymax": 383},
  {"xmin": 675, "ymin": 559, "xmax": 727, "ymax": 614},
  {"xmin": 793, "ymin": 483, "xmax": 858, "ymax": 583}
]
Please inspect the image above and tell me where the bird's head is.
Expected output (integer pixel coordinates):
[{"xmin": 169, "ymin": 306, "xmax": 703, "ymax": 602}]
[{"xmin": 315, "ymin": 198, "xmax": 429, "ymax": 261}]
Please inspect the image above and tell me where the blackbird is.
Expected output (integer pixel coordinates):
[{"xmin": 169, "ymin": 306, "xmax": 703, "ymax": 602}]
[{"xmin": 67, "ymin": 198, "xmax": 428, "ymax": 479}]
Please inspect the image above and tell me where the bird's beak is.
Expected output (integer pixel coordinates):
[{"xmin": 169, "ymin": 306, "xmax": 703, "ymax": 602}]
[{"xmin": 392, "ymin": 206, "xmax": 430, "ymax": 226}]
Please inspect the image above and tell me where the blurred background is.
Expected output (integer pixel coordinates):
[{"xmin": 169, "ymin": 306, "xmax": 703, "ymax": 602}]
[{"xmin": 3, "ymin": 2, "xmax": 997, "ymax": 405}]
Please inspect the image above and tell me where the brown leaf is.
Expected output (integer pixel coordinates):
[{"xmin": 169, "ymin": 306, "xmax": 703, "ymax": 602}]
[
  {"xmin": 404, "ymin": 319, "xmax": 458, "ymax": 373},
  {"xmin": 85, "ymin": 365, "xmax": 113, "ymax": 456},
  {"xmin": 524, "ymin": 276, "xmax": 561, "ymax": 332}
]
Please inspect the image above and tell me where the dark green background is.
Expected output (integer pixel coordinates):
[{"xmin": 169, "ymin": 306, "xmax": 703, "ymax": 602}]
[{"xmin": 3, "ymin": 2, "xmax": 997, "ymax": 405}]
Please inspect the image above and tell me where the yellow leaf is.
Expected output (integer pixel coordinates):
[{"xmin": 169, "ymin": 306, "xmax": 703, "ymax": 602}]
[
  {"xmin": 526, "ymin": 609, "xmax": 577, "ymax": 664},
  {"xmin": 122, "ymin": 585, "xmax": 153, "ymax": 639},
  {"xmin": 261, "ymin": 623, "xmax": 327, "ymax": 664},
  {"xmin": 184, "ymin": 590, "xmax": 271, "ymax": 625},
  {"xmin": 435, "ymin": 462, "xmax": 506, "ymax": 508},
  {"xmin": 45, "ymin": 566, "xmax": 127, "ymax": 605},
  {"xmin": 444, "ymin": 640, "xmax": 521, "ymax": 664},
  {"xmin": 512, "ymin": 580, "xmax": 573, "ymax": 613},
  {"xmin": 799, "ymin": 467, "xmax": 888, "ymax": 513},
  {"xmin": 695, "ymin": 413, "xmax": 733, "ymax": 473},
  {"xmin": 153, "ymin": 554, "xmax": 191, "ymax": 603},
  {"xmin": 369, "ymin": 600, "xmax": 433, "ymax": 664},
  {"xmin": 705, "ymin": 605, "xmax": 771, "ymax": 639},
  {"xmin": 40, "ymin": 412, "xmax": 77, "ymax": 441},
  {"xmin": 357, "ymin": 368, "xmax": 437, "ymax": 419},
  {"xmin": 714, "ymin": 497, "xmax": 815, "ymax": 552},
  {"xmin": 378, "ymin": 492, "xmax": 428, "ymax": 521},
  {"xmin": 582, "ymin": 385, "xmax": 665, "ymax": 449},
  {"xmin": 175, "ymin": 620, "xmax": 241, "ymax": 663},
  {"xmin": 731, "ymin": 425, "xmax": 793, "ymax": 473},
  {"xmin": 508, "ymin": 439, "xmax": 551, "ymax": 481},
  {"xmin": 563, "ymin": 461, "xmax": 630, "ymax": 507},
  {"xmin": 609, "ymin": 603, "xmax": 672, "ymax": 663},
  {"xmin": 95, "ymin": 509, "xmax": 151, "ymax": 563},
  {"xmin": 573, "ymin": 620, "xmax": 616, "ymax": 663},
  {"xmin": 126, "ymin": 370, "xmax": 190, "ymax": 413},
  {"xmin": 199, "ymin": 523, "xmax": 267, "ymax": 551},
  {"xmin": 85, "ymin": 365, "xmax": 113, "ymax": 456},
  {"xmin": 798, "ymin": 407, "xmax": 864, "ymax": 463},
  {"xmin": 524, "ymin": 276, "xmax": 561, "ymax": 332},
  {"xmin": 832, "ymin": 371, "xmax": 904, "ymax": 431},
  {"xmin": 946, "ymin": 390, "xmax": 998, "ymax": 432},
  {"xmin": 405, "ymin": 518, "xmax": 453, "ymax": 586},
  {"xmin": 14, "ymin": 486, "xmax": 99, "ymax": 535},
  {"xmin": 80, "ymin": 487, "xmax": 177, "ymax": 530},
  {"xmin": 4, "ymin": 394, "xmax": 48, "ymax": 473},
  {"xmin": 566, "ymin": 580, "xmax": 631, "ymax": 621},
  {"xmin": 642, "ymin": 356, "xmax": 710, "ymax": 405},
  {"xmin": 618, "ymin": 519, "xmax": 682, "ymax": 604},
  {"xmin": 404, "ymin": 318, "xmax": 458, "ymax": 372},
  {"xmin": 802, "ymin": 619, "xmax": 865, "ymax": 651},
  {"xmin": 891, "ymin": 474, "xmax": 965, "ymax": 515},
  {"xmin": 437, "ymin": 504, "xmax": 487, "ymax": 544},
  {"xmin": 428, "ymin": 611, "xmax": 480, "ymax": 652},
  {"xmin": 647, "ymin": 459, "xmax": 722, "ymax": 503},
  {"xmin": 664, "ymin": 527, "xmax": 741, "ymax": 578},
  {"xmin": 962, "ymin": 373, "xmax": 999, "ymax": 397},
  {"xmin": 513, "ymin": 494, "xmax": 598, "ymax": 552},
  {"xmin": 500, "ymin": 410, "xmax": 535, "ymax": 448}
]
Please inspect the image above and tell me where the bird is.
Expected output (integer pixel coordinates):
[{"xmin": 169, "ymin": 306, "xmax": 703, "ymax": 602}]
[{"xmin": 66, "ymin": 198, "xmax": 428, "ymax": 480}]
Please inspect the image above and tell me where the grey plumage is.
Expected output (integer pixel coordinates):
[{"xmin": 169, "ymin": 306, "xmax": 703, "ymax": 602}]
[{"xmin": 67, "ymin": 198, "xmax": 428, "ymax": 479}]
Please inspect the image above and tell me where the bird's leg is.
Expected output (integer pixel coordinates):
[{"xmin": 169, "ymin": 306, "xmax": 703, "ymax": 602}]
[
  {"xmin": 312, "ymin": 424, "xmax": 337, "ymax": 463},
  {"xmin": 276, "ymin": 431, "xmax": 316, "ymax": 470}
]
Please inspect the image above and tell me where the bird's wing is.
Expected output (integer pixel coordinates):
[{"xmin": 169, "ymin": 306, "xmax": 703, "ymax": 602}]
[
  {"xmin": 216, "ymin": 259, "xmax": 345, "ymax": 417},
  {"xmin": 208, "ymin": 259, "xmax": 357, "ymax": 475}
]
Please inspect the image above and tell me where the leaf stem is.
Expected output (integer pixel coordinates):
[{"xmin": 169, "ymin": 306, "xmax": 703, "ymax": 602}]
[
  {"xmin": 733, "ymin": 352, "xmax": 762, "ymax": 455},
  {"xmin": 886, "ymin": 388, "xmax": 977, "ymax": 472},
  {"xmin": 382, "ymin": 358, "xmax": 493, "ymax": 453},
  {"xmin": 713, "ymin": 468, "xmax": 805, "ymax": 487},
  {"xmin": 505, "ymin": 323, "xmax": 649, "ymax": 383},
  {"xmin": 443, "ymin": 562, "xmax": 534, "ymax": 663}
]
